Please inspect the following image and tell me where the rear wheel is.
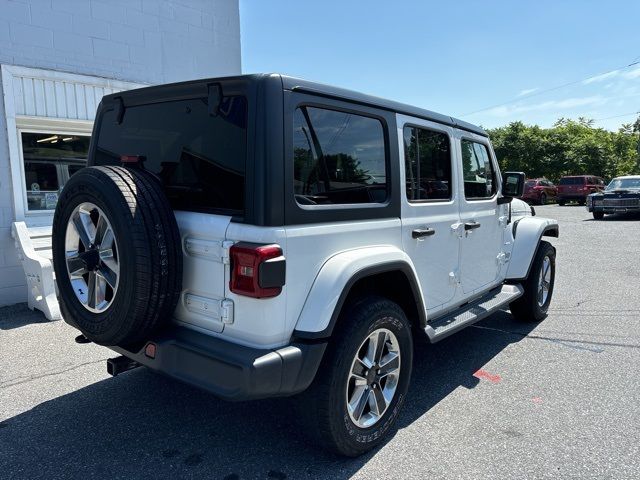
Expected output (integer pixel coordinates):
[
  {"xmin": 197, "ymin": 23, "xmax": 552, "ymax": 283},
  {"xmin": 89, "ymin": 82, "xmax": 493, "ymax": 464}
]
[
  {"xmin": 510, "ymin": 241, "xmax": 555, "ymax": 322},
  {"xmin": 593, "ymin": 211, "xmax": 605, "ymax": 220},
  {"xmin": 558, "ymin": 199, "xmax": 566, "ymax": 206},
  {"xmin": 539, "ymin": 193, "xmax": 547, "ymax": 205},
  {"xmin": 297, "ymin": 296, "xmax": 413, "ymax": 456}
]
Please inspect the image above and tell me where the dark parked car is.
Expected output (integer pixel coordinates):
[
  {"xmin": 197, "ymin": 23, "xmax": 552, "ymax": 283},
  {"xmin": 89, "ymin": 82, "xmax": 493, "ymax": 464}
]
[
  {"xmin": 557, "ymin": 175, "xmax": 605, "ymax": 205},
  {"xmin": 587, "ymin": 175, "xmax": 640, "ymax": 219},
  {"xmin": 520, "ymin": 178, "xmax": 557, "ymax": 205}
]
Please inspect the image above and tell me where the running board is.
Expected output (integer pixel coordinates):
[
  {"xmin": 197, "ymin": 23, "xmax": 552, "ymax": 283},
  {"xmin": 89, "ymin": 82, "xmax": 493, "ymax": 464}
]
[{"xmin": 425, "ymin": 284, "xmax": 523, "ymax": 343}]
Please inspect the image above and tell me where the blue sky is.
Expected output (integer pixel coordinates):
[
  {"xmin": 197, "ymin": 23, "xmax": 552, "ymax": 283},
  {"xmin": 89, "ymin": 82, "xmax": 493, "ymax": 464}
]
[{"xmin": 240, "ymin": 0, "xmax": 640, "ymax": 131}]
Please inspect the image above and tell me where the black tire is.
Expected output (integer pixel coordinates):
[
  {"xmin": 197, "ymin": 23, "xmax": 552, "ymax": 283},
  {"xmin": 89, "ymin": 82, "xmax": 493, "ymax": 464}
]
[
  {"xmin": 296, "ymin": 296, "xmax": 413, "ymax": 456},
  {"xmin": 593, "ymin": 211, "xmax": 605, "ymax": 220},
  {"xmin": 52, "ymin": 166, "xmax": 182, "ymax": 346},
  {"xmin": 578, "ymin": 200, "xmax": 586, "ymax": 206},
  {"xmin": 539, "ymin": 193, "xmax": 547, "ymax": 205},
  {"xmin": 558, "ymin": 199, "xmax": 566, "ymax": 206},
  {"xmin": 509, "ymin": 241, "xmax": 555, "ymax": 322}
]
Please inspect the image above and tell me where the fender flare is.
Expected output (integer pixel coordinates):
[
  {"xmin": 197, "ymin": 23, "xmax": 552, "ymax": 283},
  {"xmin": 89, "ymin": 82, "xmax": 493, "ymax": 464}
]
[
  {"xmin": 506, "ymin": 216, "xmax": 559, "ymax": 281},
  {"xmin": 293, "ymin": 246, "xmax": 426, "ymax": 340}
]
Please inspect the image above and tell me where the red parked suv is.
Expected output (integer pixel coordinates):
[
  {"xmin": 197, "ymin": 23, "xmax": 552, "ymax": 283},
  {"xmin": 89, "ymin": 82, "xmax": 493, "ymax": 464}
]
[
  {"xmin": 520, "ymin": 178, "xmax": 558, "ymax": 205},
  {"xmin": 557, "ymin": 175, "xmax": 606, "ymax": 205}
]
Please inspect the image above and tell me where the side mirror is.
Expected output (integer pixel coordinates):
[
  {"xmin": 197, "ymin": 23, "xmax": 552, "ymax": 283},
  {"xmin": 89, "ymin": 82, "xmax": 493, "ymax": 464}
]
[{"xmin": 501, "ymin": 171, "xmax": 525, "ymax": 199}]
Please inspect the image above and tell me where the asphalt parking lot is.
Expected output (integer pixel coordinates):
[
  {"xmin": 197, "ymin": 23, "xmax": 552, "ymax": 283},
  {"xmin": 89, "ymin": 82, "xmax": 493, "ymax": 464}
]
[{"xmin": 1, "ymin": 205, "xmax": 639, "ymax": 479}]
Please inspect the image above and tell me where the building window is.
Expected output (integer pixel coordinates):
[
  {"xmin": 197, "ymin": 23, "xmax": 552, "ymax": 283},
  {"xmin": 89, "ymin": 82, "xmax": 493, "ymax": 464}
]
[{"xmin": 21, "ymin": 132, "xmax": 90, "ymax": 211}]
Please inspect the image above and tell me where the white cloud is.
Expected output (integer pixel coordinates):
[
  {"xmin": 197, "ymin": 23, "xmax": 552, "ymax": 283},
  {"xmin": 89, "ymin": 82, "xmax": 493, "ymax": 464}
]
[
  {"xmin": 517, "ymin": 87, "xmax": 538, "ymax": 97},
  {"xmin": 582, "ymin": 66, "xmax": 640, "ymax": 84},
  {"xmin": 485, "ymin": 95, "xmax": 607, "ymax": 117}
]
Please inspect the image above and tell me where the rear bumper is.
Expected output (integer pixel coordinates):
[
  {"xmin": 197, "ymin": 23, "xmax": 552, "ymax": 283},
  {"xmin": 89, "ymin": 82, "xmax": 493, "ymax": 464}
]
[
  {"xmin": 558, "ymin": 193, "xmax": 587, "ymax": 200},
  {"xmin": 111, "ymin": 326, "xmax": 326, "ymax": 401}
]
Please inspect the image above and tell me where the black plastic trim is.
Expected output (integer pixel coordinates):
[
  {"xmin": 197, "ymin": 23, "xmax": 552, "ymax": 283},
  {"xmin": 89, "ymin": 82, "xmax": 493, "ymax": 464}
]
[
  {"xmin": 293, "ymin": 261, "xmax": 426, "ymax": 340},
  {"xmin": 110, "ymin": 326, "xmax": 326, "ymax": 401},
  {"xmin": 258, "ymin": 256, "xmax": 286, "ymax": 288}
]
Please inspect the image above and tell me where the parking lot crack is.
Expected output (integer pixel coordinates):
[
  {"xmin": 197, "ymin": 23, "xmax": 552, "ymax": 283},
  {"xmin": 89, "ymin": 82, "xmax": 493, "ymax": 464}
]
[{"xmin": 0, "ymin": 358, "xmax": 111, "ymax": 390}]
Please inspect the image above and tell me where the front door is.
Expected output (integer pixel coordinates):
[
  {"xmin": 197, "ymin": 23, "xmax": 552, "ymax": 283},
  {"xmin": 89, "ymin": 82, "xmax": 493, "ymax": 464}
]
[
  {"xmin": 399, "ymin": 115, "xmax": 460, "ymax": 313},
  {"xmin": 456, "ymin": 134, "xmax": 505, "ymax": 294}
]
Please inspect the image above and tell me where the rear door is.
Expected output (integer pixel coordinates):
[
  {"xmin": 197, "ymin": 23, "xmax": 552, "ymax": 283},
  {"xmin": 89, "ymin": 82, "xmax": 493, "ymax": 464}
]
[
  {"xmin": 455, "ymin": 132, "xmax": 505, "ymax": 295},
  {"xmin": 399, "ymin": 115, "xmax": 460, "ymax": 312},
  {"xmin": 94, "ymin": 90, "xmax": 249, "ymax": 333}
]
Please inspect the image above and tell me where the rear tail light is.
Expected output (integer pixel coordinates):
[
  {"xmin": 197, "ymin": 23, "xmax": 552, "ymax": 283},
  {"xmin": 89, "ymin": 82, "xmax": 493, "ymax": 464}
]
[{"xmin": 229, "ymin": 243, "xmax": 286, "ymax": 298}]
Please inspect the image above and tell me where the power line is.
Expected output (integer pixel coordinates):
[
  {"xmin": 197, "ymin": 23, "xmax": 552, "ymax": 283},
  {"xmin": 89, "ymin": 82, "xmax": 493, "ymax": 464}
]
[
  {"xmin": 593, "ymin": 111, "xmax": 639, "ymax": 122},
  {"xmin": 460, "ymin": 57, "xmax": 640, "ymax": 118}
]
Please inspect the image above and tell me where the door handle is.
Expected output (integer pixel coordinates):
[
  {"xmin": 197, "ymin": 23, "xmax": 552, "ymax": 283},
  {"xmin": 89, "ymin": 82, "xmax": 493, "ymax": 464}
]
[
  {"xmin": 412, "ymin": 228, "xmax": 436, "ymax": 239},
  {"xmin": 464, "ymin": 222, "xmax": 481, "ymax": 231}
]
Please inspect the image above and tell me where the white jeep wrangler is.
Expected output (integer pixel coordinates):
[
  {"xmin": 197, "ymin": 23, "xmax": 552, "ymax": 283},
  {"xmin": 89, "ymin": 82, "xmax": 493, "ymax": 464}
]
[{"xmin": 52, "ymin": 74, "xmax": 558, "ymax": 456}]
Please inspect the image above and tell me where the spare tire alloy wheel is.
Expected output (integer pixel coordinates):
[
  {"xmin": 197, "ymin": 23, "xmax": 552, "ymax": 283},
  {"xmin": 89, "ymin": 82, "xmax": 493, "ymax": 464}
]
[
  {"xmin": 347, "ymin": 328, "xmax": 401, "ymax": 428},
  {"xmin": 65, "ymin": 202, "xmax": 119, "ymax": 313},
  {"xmin": 52, "ymin": 166, "xmax": 182, "ymax": 346}
]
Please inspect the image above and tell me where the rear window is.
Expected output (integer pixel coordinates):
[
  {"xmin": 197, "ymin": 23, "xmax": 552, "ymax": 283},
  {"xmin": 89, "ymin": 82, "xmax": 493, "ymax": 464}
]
[
  {"xmin": 95, "ymin": 96, "xmax": 247, "ymax": 215},
  {"xmin": 559, "ymin": 177, "xmax": 585, "ymax": 185}
]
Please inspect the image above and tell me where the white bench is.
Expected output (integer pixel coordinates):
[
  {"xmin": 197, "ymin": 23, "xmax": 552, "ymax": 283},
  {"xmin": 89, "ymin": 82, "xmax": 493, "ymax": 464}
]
[{"xmin": 11, "ymin": 222, "xmax": 61, "ymax": 321}]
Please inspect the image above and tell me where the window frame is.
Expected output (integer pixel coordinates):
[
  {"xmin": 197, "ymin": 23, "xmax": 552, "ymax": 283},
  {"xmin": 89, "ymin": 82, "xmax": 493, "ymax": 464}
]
[
  {"xmin": 402, "ymin": 123, "xmax": 454, "ymax": 204},
  {"xmin": 459, "ymin": 136, "xmax": 499, "ymax": 202},
  {"xmin": 17, "ymin": 125, "xmax": 92, "ymax": 216},
  {"xmin": 283, "ymin": 91, "xmax": 400, "ymax": 225}
]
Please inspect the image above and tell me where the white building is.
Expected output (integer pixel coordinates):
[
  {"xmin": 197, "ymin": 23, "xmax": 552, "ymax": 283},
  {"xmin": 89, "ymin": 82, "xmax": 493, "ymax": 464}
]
[{"xmin": 0, "ymin": 0, "xmax": 241, "ymax": 312}]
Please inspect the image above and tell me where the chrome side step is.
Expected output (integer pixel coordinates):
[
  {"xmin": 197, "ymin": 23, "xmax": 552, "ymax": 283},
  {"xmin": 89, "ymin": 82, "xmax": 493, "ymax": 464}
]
[{"xmin": 425, "ymin": 284, "xmax": 523, "ymax": 343}]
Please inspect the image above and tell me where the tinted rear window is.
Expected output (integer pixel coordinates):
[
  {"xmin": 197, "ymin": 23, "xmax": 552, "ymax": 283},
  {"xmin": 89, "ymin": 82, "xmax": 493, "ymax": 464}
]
[
  {"xmin": 95, "ymin": 96, "xmax": 247, "ymax": 215},
  {"xmin": 559, "ymin": 177, "xmax": 585, "ymax": 185}
]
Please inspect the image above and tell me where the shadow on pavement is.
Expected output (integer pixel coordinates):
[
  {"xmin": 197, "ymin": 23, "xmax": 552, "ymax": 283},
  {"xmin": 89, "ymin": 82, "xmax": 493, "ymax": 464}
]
[
  {"xmin": 0, "ymin": 311, "xmax": 536, "ymax": 479},
  {"xmin": 582, "ymin": 212, "xmax": 640, "ymax": 222},
  {"xmin": 0, "ymin": 303, "xmax": 49, "ymax": 330}
]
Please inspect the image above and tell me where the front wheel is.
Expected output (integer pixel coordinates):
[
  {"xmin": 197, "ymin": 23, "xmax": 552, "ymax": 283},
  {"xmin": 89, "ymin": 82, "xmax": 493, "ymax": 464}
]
[
  {"xmin": 296, "ymin": 296, "xmax": 413, "ymax": 456},
  {"xmin": 558, "ymin": 199, "xmax": 566, "ymax": 206},
  {"xmin": 593, "ymin": 211, "xmax": 605, "ymax": 220},
  {"xmin": 510, "ymin": 241, "xmax": 556, "ymax": 322},
  {"xmin": 539, "ymin": 193, "xmax": 547, "ymax": 205}
]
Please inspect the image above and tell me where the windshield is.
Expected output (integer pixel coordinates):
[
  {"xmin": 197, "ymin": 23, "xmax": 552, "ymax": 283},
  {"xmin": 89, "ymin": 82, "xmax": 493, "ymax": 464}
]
[
  {"xmin": 606, "ymin": 178, "xmax": 640, "ymax": 191},
  {"xmin": 559, "ymin": 177, "xmax": 584, "ymax": 185}
]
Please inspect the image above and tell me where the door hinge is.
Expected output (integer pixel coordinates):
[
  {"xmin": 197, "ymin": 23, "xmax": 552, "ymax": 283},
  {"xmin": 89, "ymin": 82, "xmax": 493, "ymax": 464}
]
[
  {"xmin": 220, "ymin": 298, "xmax": 234, "ymax": 324},
  {"xmin": 496, "ymin": 251, "xmax": 511, "ymax": 265},
  {"xmin": 449, "ymin": 270, "xmax": 460, "ymax": 285},
  {"xmin": 221, "ymin": 240, "xmax": 235, "ymax": 265},
  {"xmin": 498, "ymin": 215, "xmax": 509, "ymax": 227}
]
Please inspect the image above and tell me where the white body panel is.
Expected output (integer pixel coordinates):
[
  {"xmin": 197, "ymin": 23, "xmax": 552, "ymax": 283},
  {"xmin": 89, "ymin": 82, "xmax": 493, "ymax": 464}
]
[
  {"xmin": 453, "ymin": 130, "xmax": 507, "ymax": 295},
  {"xmin": 173, "ymin": 211, "xmax": 231, "ymax": 333},
  {"xmin": 396, "ymin": 115, "xmax": 460, "ymax": 314},
  {"xmin": 286, "ymin": 219, "xmax": 403, "ymax": 335}
]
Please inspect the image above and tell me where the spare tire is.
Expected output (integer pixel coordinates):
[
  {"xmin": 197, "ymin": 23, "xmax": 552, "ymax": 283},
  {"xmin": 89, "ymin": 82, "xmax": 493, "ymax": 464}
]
[{"xmin": 52, "ymin": 166, "xmax": 182, "ymax": 346}]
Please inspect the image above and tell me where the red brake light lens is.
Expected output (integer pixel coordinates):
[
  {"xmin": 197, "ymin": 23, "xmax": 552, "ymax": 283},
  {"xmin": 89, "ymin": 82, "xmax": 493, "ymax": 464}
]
[{"xmin": 229, "ymin": 243, "xmax": 285, "ymax": 298}]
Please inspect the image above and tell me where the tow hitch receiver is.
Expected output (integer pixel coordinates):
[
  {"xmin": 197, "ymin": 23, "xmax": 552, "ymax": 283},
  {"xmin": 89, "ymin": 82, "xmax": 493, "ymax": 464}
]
[{"xmin": 107, "ymin": 356, "xmax": 141, "ymax": 377}]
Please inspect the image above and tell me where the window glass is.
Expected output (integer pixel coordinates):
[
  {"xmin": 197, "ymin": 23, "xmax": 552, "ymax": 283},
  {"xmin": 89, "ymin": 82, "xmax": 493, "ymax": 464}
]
[
  {"xmin": 403, "ymin": 126, "xmax": 451, "ymax": 201},
  {"xmin": 293, "ymin": 106, "xmax": 387, "ymax": 205},
  {"xmin": 96, "ymin": 96, "xmax": 247, "ymax": 215},
  {"xmin": 21, "ymin": 133, "xmax": 90, "ymax": 211},
  {"xmin": 461, "ymin": 140, "xmax": 496, "ymax": 199}
]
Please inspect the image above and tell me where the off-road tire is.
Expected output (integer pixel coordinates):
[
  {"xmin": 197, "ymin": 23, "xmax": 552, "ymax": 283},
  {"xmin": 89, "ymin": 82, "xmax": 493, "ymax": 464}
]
[
  {"xmin": 593, "ymin": 211, "xmax": 605, "ymax": 220},
  {"xmin": 509, "ymin": 241, "xmax": 555, "ymax": 322},
  {"xmin": 296, "ymin": 296, "xmax": 413, "ymax": 457},
  {"xmin": 52, "ymin": 166, "xmax": 182, "ymax": 346}
]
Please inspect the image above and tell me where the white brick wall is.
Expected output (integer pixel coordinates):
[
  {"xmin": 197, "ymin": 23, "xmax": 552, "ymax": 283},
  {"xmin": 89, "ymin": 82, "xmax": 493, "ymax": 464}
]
[{"xmin": 0, "ymin": 0, "xmax": 241, "ymax": 306}]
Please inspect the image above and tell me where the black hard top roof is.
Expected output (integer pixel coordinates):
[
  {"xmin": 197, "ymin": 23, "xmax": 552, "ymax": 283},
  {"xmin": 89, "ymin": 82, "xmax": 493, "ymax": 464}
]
[
  {"xmin": 105, "ymin": 73, "xmax": 487, "ymax": 137},
  {"xmin": 278, "ymin": 74, "xmax": 487, "ymax": 137}
]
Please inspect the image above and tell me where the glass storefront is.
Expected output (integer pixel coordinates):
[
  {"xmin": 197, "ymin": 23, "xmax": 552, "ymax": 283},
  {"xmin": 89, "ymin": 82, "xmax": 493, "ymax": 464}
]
[{"xmin": 21, "ymin": 132, "xmax": 90, "ymax": 211}]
